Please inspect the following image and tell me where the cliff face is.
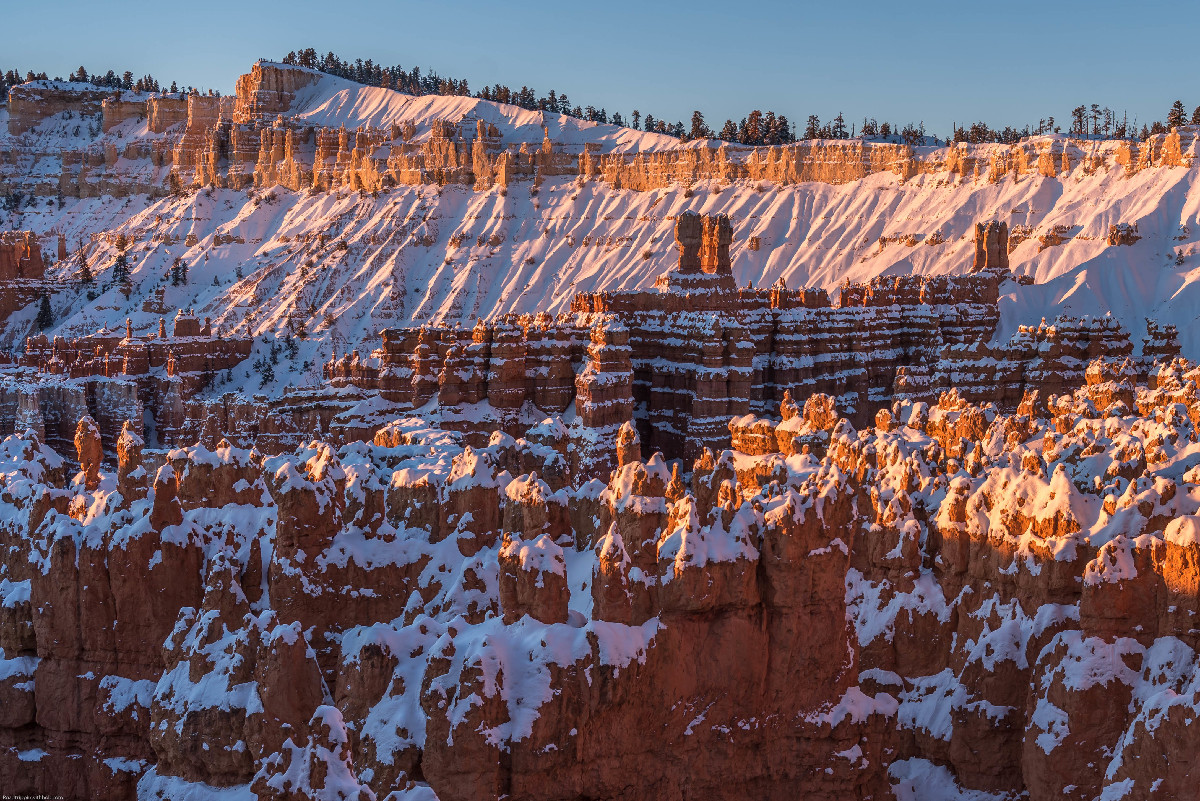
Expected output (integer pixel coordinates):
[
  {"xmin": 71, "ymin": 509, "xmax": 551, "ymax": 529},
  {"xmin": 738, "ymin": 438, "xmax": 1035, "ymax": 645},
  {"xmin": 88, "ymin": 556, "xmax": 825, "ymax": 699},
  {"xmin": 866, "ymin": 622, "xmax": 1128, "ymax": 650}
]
[
  {"xmin": 8, "ymin": 62, "xmax": 1200, "ymax": 200},
  {"xmin": 6, "ymin": 81, "xmax": 115, "ymax": 135},
  {"xmin": 232, "ymin": 60, "xmax": 320, "ymax": 124},
  {"xmin": 2, "ymin": 357, "xmax": 1200, "ymax": 799}
]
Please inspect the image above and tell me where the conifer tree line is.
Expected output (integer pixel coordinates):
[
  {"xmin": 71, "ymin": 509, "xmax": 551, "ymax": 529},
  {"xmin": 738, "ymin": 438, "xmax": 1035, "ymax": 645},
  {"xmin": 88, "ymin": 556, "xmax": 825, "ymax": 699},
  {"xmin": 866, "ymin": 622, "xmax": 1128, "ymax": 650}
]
[
  {"xmin": 1, "ymin": 69, "xmax": 48, "ymax": 96},
  {"xmin": 281, "ymin": 48, "xmax": 795, "ymax": 144},
  {"xmin": 7, "ymin": 52, "xmax": 1200, "ymax": 146},
  {"xmin": 1, "ymin": 66, "xmax": 186, "ymax": 97}
]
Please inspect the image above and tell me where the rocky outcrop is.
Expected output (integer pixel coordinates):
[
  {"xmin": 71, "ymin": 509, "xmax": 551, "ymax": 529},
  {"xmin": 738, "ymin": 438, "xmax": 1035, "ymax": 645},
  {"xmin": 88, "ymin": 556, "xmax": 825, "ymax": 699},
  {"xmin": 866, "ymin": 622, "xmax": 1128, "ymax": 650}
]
[
  {"xmin": 6, "ymin": 81, "xmax": 114, "ymax": 135},
  {"xmin": 0, "ymin": 231, "xmax": 47, "ymax": 280},
  {"xmin": 232, "ymin": 62, "xmax": 321, "ymax": 125},
  {"xmin": 972, "ymin": 220, "xmax": 1009, "ymax": 272},
  {"xmin": 73, "ymin": 414, "xmax": 102, "ymax": 489},
  {"xmin": 9, "ymin": 311, "xmax": 253, "ymax": 450}
]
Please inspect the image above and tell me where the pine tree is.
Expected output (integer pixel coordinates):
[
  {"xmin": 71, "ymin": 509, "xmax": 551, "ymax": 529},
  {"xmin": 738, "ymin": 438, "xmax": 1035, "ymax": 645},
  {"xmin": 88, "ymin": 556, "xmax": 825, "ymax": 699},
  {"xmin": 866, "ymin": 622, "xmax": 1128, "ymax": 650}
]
[
  {"xmin": 1071, "ymin": 105, "xmax": 1087, "ymax": 136},
  {"xmin": 804, "ymin": 115, "xmax": 821, "ymax": 140},
  {"xmin": 742, "ymin": 110, "xmax": 764, "ymax": 145},
  {"xmin": 112, "ymin": 252, "xmax": 129, "ymax": 282},
  {"xmin": 1167, "ymin": 100, "xmax": 1187, "ymax": 129},
  {"xmin": 689, "ymin": 110, "xmax": 711, "ymax": 141},
  {"xmin": 78, "ymin": 258, "xmax": 93, "ymax": 286},
  {"xmin": 763, "ymin": 111, "xmax": 780, "ymax": 144},
  {"xmin": 1192, "ymin": 106, "xmax": 1200, "ymax": 126},
  {"xmin": 35, "ymin": 295, "xmax": 53, "ymax": 330},
  {"xmin": 831, "ymin": 112, "xmax": 847, "ymax": 139}
]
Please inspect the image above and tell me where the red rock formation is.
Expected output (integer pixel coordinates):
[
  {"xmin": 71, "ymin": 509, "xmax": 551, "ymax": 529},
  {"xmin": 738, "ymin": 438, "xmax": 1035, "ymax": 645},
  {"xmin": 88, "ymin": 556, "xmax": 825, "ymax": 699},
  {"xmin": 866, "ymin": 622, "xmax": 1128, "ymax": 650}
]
[
  {"xmin": 0, "ymin": 363, "xmax": 1198, "ymax": 799},
  {"xmin": 149, "ymin": 464, "xmax": 183, "ymax": 529},
  {"xmin": 233, "ymin": 62, "xmax": 321, "ymax": 125},
  {"xmin": 973, "ymin": 220, "xmax": 1010, "ymax": 273},
  {"xmin": 0, "ymin": 231, "xmax": 46, "ymax": 280},
  {"xmin": 115, "ymin": 420, "xmax": 147, "ymax": 501},
  {"xmin": 9, "ymin": 57, "xmax": 1200, "ymax": 801},
  {"xmin": 73, "ymin": 414, "xmax": 102, "ymax": 490},
  {"xmin": 498, "ymin": 532, "xmax": 568, "ymax": 624}
]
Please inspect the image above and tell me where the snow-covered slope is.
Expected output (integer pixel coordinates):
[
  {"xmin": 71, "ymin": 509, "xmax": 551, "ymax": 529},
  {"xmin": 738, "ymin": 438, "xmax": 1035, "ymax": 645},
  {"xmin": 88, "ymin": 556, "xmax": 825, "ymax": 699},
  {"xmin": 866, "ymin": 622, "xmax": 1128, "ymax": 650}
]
[{"xmin": 283, "ymin": 65, "xmax": 681, "ymax": 152}]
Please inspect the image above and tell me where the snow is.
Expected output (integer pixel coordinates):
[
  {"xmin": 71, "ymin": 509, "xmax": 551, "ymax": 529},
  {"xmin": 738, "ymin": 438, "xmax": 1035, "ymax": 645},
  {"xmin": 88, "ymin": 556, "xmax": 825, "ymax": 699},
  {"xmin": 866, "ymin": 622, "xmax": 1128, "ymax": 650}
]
[
  {"xmin": 845, "ymin": 568, "xmax": 951, "ymax": 647},
  {"xmin": 1164, "ymin": 514, "xmax": 1200, "ymax": 546},
  {"xmin": 426, "ymin": 612, "xmax": 659, "ymax": 747},
  {"xmin": 277, "ymin": 62, "xmax": 680, "ymax": 154},
  {"xmin": 0, "ymin": 654, "xmax": 38, "ymax": 681},
  {"xmin": 99, "ymin": 674, "xmax": 157, "ymax": 716},
  {"xmin": 889, "ymin": 758, "xmax": 1020, "ymax": 801},
  {"xmin": 502, "ymin": 533, "xmax": 566, "ymax": 577},
  {"xmin": 805, "ymin": 686, "xmax": 899, "ymax": 728},
  {"xmin": 656, "ymin": 494, "xmax": 758, "ymax": 580},
  {"xmin": 1030, "ymin": 697, "xmax": 1070, "ymax": 754},
  {"xmin": 137, "ymin": 768, "xmax": 254, "ymax": 801},
  {"xmin": 896, "ymin": 669, "xmax": 967, "ymax": 742}
]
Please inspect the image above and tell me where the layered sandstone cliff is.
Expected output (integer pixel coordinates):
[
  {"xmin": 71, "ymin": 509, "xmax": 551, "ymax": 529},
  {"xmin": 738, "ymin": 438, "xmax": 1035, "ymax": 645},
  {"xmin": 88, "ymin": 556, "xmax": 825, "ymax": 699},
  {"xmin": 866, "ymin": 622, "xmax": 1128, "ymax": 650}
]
[{"xmin": 8, "ymin": 62, "xmax": 1200, "ymax": 202}]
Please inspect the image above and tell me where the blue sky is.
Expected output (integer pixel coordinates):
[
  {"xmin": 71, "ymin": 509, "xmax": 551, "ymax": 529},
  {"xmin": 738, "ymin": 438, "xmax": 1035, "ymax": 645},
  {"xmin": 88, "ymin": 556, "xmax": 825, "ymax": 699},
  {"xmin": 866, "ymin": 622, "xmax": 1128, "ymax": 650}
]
[{"xmin": 6, "ymin": 0, "xmax": 1195, "ymax": 137}]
